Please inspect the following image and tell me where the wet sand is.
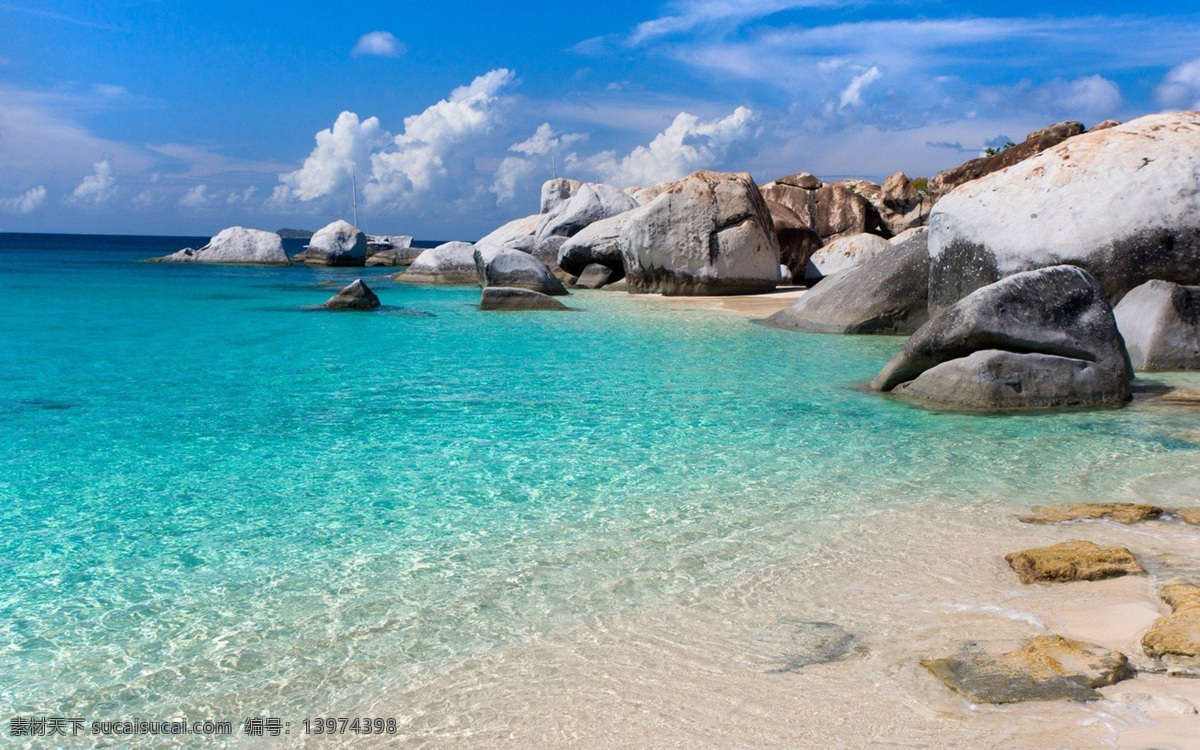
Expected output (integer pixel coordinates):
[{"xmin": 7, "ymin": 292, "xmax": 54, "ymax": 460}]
[{"xmin": 623, "ymin": 286, "xmax": 808, "ymax": 318}]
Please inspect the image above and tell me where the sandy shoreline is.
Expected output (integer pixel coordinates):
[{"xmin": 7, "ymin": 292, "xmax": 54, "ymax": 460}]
[{"xmin": 620, "ymin": 286, "xmax": 808, "ymax": 317}]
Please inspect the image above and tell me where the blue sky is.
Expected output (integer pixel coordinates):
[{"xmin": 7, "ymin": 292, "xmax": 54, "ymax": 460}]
[{"xmin": 2, "ymin": 1, "xmax": 1199, "ymax": 238}]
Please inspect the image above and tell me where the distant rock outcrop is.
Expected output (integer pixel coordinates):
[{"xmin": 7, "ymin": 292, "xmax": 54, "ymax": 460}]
[
  {"xmin": 761, "ymin": 176, "xmax": 885, "ymax": 242},
  {"xmin": 156, "ymin": 226, "xmax": 290, "ymax": 265},
  {"xmin": 765, "ymin": 200, "xmax": 822, "ymax": 282},
  {"xmin": 395, "ymin": 241, "xmax": 479, "ymax": 285},
  {"xmin": 927, "ymin": 121, "xmax": 1085, "ymax": 201},
  {"xmin": 870, "ymin": 265, "xmax": 1133, "ymax": 410},
  {"xmin": 304, "ymin": 220, "xmax": 368, "ymax": 266},
  {"xmin": 1113, "ymin": 280, "xmax": 1200, "ymax": 371},
  {"xmin": 323, "ymin": 279, "xmax": 381, "ymax": 310},
  {"xmin": 619, "ymin": 171, "xmax": 780, "ymax": 295},
  {"xmin": 926, "ymin": 112, "xmax": 1200, "ymax": 313}
]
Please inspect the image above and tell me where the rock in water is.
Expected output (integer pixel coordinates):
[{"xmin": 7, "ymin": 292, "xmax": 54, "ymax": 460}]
[
  {"xmin": 1019, "ymin": 503, "xmax": 1163, "ymax": 524},
  {"xmin": 804, "ymin": 232, "xmax": 894, "ymax": 285},
  {"xmin": 619, "ymin": 171, "xmax": 781, "ymax": 296},
  {"xmin": 365, "ymin": 246, "xmax": 424, "ymax": 266},
  {"xmin": 536, "ymin": 182, "xmax": 638, "ymax": 243},
  {"xmin": 540, "ymin": 178, "xmax": 582, "ymax": 215},
  {"xmin": 870, "ymin": 265, "xmax": 1133, "ymax": 410},
  {"xmin": 927, "ymin": 121, "xmax": 1085, "ymax": 201},
  {"xmin": 323, "ymin": 279, "xmax": 381, "ymax": 310},
  {"xmin": 1004, "ymin": 540, "xmax": 1144, "ymax": 584},
  {"xmin": 304, "ymin": 220, "xmax": 368, "ymax": 266},
  {"xmin": 927, "ymin": 112, "xmax": 1200, "ymax": 313},
  {"xmin": 477, "ymin": 214, "xmax": 540, "ymax": 254},
  {"xmin": 156, "ymin": 226, "xmax": 290, "ymax": 265},
  {"xmin": 1114, "ymin": 280, "xmax": 1200, "ymax": 371},
  {"xmin": 395, "ymin": 242, "xmax": 479, "ymax": 285},
  {"xmin": 575, "ymin": 263, "xmax": 614, "ymax": 289},
  {"xmin": 923, "ymin": 636, "xmax": 1132, "ymax": 704},
  {"xmin": 479, "ymin": 287, "xmax": 568, "ymax": 311},
  {"xmin": 556, "ymin": 211, "xmax": 633, "ymax": 278},
  {"xmin": 739, "ymin": 619, "xmax": 857, "ymax": 674},
  {"xmin": 474, "ymin": 245, "xmax": 567, "ymax": 295},
  {"xmin": 764, "ymin": 231, "xmax": 929, "ymax": 335},
  {"xmin": 1143, "ymin": 584, "xmax": 1200, "ymax": 677}
]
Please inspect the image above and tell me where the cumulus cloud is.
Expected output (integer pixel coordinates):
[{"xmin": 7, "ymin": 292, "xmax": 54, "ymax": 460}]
[
  {"xmin": 1, "ymin": 185, "xmax": 47, "ymax": 214},
  {"xmin": 491, "ymin": 123, "xmax": 588, "ymax": 203},
  {"xmin": 573, "ymin": 106, "xmax": 757, "ymax": 187},
  {"xmin": 227, "ymin": 186, "xmax": 258, "ymax": 204},
  {"xmin": 179, "ymin": 185, "xmax": 211, "ymax": 207},
  {"xmin": 1156, "ymin": 56, "xmax": 1200, "ymax": 109},
  {"xmin": 838, "ymin": 65, "xmax": 882, "ymax": 109},
  {"xmin": 352, "ymin": 31, "xmax": 406, "ymax": 58},
  {"xmin": 69, "ymin": 157, "xmax": 116, "ymax": 204},
  {"xmin": 980, "ymin": 75, "xmax": 1122, "ymax": 120},
  {"xmin": 273, "ymin": 111, "xmax": 389, "ymax": 204},
  {"xmin": 510, "ymin": 123, "xmax": 588, "ymax": 156}
]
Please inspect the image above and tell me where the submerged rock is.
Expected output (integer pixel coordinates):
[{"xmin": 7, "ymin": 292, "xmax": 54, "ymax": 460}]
[
  {"xmin": 739, "ymin": 619, "xmax": 857, "ymax": 674},
  {"xmin": 1114, "ymin": 280, "xmax": 1200, "ymax": 371},
  {"xmin": 395, "ymin": 241, "xmax": 479, "ymax": 285},
  {"xmin": 474, "ymin": 245, "xmax": 567, "ymax": 295},
  {"xmin": 804, "ymin": 232, "xmax": 892, "ymax": 284},
  {"xmin": 156, "ymin": 226, "xmax": 290, "ymax": 265},
  {"xmin": 619, "ymin": 170, "xmax": 781, "ymax": 295},
  {"xmin": 304, "ymin": 220, "xmax": 368, "ymax": 266},
  {"xmin": 323, "ymin": 279, "xmax": 381, "ymax": 310},
  {"xmin": 1004, "ymin": 540, "xmax": 1144, "ymax": 584},
  {"xmin": 926, "ymin": 112, "xmax": 1200, "ymax": 313},
  {"xmin": 1175, "ymin": 509, "xmax": 1200, "ymax": 525},
  {"xmin": 575, "ymin": 263, "xmax": 615, "ymax": 289},
  {"xmin": 1019, "ymin": 503, "xmax": 1163, "ymax": 525},
  {"xmin": 1142, "ymin": 584, "xmax": 1200, "ymax": 676},
  {"xmin": 479, "ymin": 287, "xmax": 569, "ymax": 311},
  {"xmin": 870, "ymin": 265, "xmax": 1132, "ymax": 410},
  {"xmin": 923, "ymin": 635, "xmax": 1132, "ymax": 704},
  {"xmin": 766, "ymin": 231, "xmax": 928, "ymax": 335}
]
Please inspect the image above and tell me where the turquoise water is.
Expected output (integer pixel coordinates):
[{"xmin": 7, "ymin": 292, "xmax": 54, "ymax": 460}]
[{"xmin": 2, "ymin": 234, "xmax": 1199, "ymax": 734}]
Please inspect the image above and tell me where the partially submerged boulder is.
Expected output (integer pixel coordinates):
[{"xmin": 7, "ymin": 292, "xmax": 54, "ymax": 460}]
[
  {"xmin": 927, "ymin": 112, "xmax": 1200, "ymax": 313},
  {"xmin": 764, "ymin": 231, "xmax": 928, "ymax": 335},
  {"xmin": 323, "ymin": 279, "xmax": 381, "ymax": 310},
  {"xmin": 1004, "ymin": 540, "xmax": 1144, "ymax": 584},
  {"xmin": 575, "ymin": 263, "xmax": 615, "ymax": 289},
  {"xmin": 536, "ymin": 182, "xmax": 638, "ymax": 242},
  {"xmin": 304, "ymin": 220, "xmax": 368, "ymax": 266},
  {"xmin": 927, "ymin": 121, "xmax": 1085, "ymax": 202},
  {"xmin": 394, "ymin": 241, "xmax": 479, "ymax": 285},
  {"xmin": 156, "ymin": 226, "xmax": 290, "ymax": 265},
  {"xmin": 556, "ymin": 211, "xmax": 633, "ymax": 277},
  {"xmin": 923, "ymin": 635, "xmax": 1132, "ymax": 704},
  {"xmin": 365, "ymin": 246, "xmax": 424, "ymax": 266},
  {"xmin": 870, "ymin": 266, "xmax": 1133, "ymax": 410},
  {"xmin": 474, "ymin": 244, "xmax": 567, "ymax": 295},
  {"xmin": 1114, "ymin": 280, "xmax": 1200, "ymax": 371},
  {"xmin": 1019, "ymin": 503, "xmax": 1163, "ymax": 525},
  {"xmin": 619, "ymin": 171, "xmax": 781, "ymax": 295},
  {"xmin": 805, "ymin": 232, "xmax": 893, "ymax": 285},
  {"xmin": 479, "ymin": 287, "xmax": 569, "ymax": 311},
  {"xmin": 1143, "ymin": 584, "xmax": 1200, "ymax": 677}
]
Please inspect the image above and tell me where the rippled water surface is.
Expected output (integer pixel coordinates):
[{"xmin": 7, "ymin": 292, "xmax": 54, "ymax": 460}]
[{"xmin": 2, "ymin": 234, "xmax": 1199, "ymax": 742}]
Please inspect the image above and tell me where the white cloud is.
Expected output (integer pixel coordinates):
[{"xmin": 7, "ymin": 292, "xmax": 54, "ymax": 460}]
[
  {"xmin": 226, "ymin": 186, "xmax": 258, "ymax": 204},
  {"xmin": 510, "ymin": 123, "xmax": 588, "ymax": 156},
  {"xmin": 352, "ymin": 31, "xmax": 406, "ymax": 58},
  {"xmin": 69, "ymin": 157, "xmax": 117, "ymax": 204},
  {"xmin": 838, "ymin": 65, "xmax": 881, "ymax": 109},
  {"xmin": 273, "ymin": 111, "xmax": 389, "ymax": 204},
  {"xmin": 1, "ymin": 185, "xmax": 47, "ymax": 214},
  {"xmin": 979, "ymin": 75, "xmax": 1123, "ymax": 120},
  {"xmin": 630, "ymin": 0, "xmax": 853, "ymax": 44},
  {"xmin": 573, "ymin": 106, "xmax": 757, "ymax": 187},
  {"xmin": 490, "ymin": 123, "xmax": 589, "ymax": 202},
  {"xmin": 179, "ymin": 185, "xmax": 211, "ymax": 208},
  {"xmin": 1156, "ymin": 56, "xmax": 1200, "ymax": 109}
]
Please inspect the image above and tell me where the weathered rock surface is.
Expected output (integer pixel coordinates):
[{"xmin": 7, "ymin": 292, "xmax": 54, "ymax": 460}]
[
  {"xmin": 1175, "ymin": 509, "xmax": 1200, "ymax": 525},
  {"xmin": 805, "ymin": 232, "xmax": 893, "ymax": 285},
  {"xmin": 871, "ymin": 266, "xmax": 1133, "ymax": 409},
  {"xmin": 540, "ymin": 178, "xmax": 582, "ymax": 215},
  {"xmin": 304, "ymin": 220, "xmax": 368, "ymax": 266},
  {"xmin": 923, "ymin": 636, "xmax": 1133, "ymax": 704},
  {"xmin": 365, "ymin": 246, "xmax": 424, "ymax": 266},
  {"xmin": 156, "ymin": 226, "xmax": 290, "ymax": 265},
  {"xmin": 536, "ymin": 182, "xmax": 638, "ymax": 242},
  {"xmin": 619, "ymin": 171, "xmax": 781, "ymax": 295},
  {"xmin": 761, "ymin": 179, "xmax": 884, "ymax": 242},
  {"xmin": 890, "ymin": 226, "xmax": 927, "ymax": 246},
  {"xmin": 1019, "ymin": 503, "xmax": 1163, "ymax": 524},
  {"xmin": 556, "ymin": 211, "xmax": 633, "ymax": 277},
  {"xmin": 927, "ymin": 112, "xmax": 1200, "ymax": 312},
  {"xmin": 927, "ymin": 121, "xmax": 1085, "ymax": 202},
  {"xmin": 766, "ymin": 199, "xmax": 822, "ymax": 280},
  {"xmin": 575, "ymin": 263, "xmax": 615, "ymax": 289},
  {"xmin": 323, "ymin": 279, "xmax": 381, "ymax": 310},
  {"xmin": 1114, "ymin": 280, "xmax": 1200, "ymax": 371},
  {"xmin": 765, "ymin": 231, "xmax": 929, "ymax": 335},
  {"xmin": 1005, "ymin": 540, "xmax": 1145, "ymax": 584},
  {"xmin": 474, "ymin": 244, "xmax": 567, "ymax": 295},
  {"xmin": 394, "ymin": 241, "xmax": 479, "ymax": 285},
  {"xmin": 479, "ymin": 287, "xmax": 569, "ymax": 311},
  {"xmin": 477, "ymin": 214, "xmax": 539, "ymax": 254},
  {"xmin": 837, "ymin": 176, "xmax": 931, "ymax": 237},
  {"xmin": 367, "ymin": 235, "xmax": 413, "ymax": 254},
  {"xmin": 1143, "ymin": 584, "xmax": 1200, "ymax": 677}
]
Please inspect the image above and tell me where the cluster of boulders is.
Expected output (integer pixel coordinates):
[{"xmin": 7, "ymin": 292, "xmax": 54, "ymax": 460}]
[
  {"xmin": 155, "ymin": 220, "xmax": 421, "ymax": 268},
  {"xmin": 923, "ymin": 502, "xmax": 1200, "ymax": 705}
]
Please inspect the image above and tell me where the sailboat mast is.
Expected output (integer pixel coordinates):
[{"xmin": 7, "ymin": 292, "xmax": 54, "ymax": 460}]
[{"xmin": 351, "ymin": 165, "xmax": 359, "ymax": 230}]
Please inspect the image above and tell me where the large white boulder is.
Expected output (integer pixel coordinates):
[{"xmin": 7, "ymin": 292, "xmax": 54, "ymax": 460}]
[
  {"xmin": 477, "ymin": 214, "xmax": 539, "ymax": 254},
  {"xmin": 1114, "ymin": 280, "xmax": 1200, "ymax": 371},
  {"xmin": 535, "ymin": 182, "xmax": 638, "ymax": 242},
  {"xmin": 158, "ymin": 226, "xmax": 289, "ymax": 265},
  {"xmin": 395, "ymin": 241, "xmax": 479, "ymax": 285},
  {"xmin": 304, "ymin": 220, "xmax": 367, "ymax": 266},
  {"xmin": 473, "ymin": 245, "xmax": 567, "ymax": 295},
  {"xmin": 804, "ymin": 232, "xmax": 892, "ymax": 285},
  {"xmin": 540, "ymin": 178, "xmax": 582, "ymax": 214},
  {"xmin": 927, "ymin": 112, "xmax": 1200, "ymax": 313},
  {"xmin": 618, "ymin": 171, "xmax": 781, "ymax": 295}
]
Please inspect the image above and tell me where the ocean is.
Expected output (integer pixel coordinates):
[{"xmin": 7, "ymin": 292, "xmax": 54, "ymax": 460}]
[{"xmin": 2, "ymin": 233, "xmax": 1199, "ymax": 746}]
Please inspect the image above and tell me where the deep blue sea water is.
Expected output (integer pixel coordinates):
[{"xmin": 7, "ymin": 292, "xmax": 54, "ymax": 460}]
[{"xmin": 2, "ymin": 233, "xmax": 1199, "ymax": 738}]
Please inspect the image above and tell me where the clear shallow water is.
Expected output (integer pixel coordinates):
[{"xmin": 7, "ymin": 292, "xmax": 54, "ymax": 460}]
[{"xmin": 1, "ymin": 234, "xmax": 1199, "ymax": 739}]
